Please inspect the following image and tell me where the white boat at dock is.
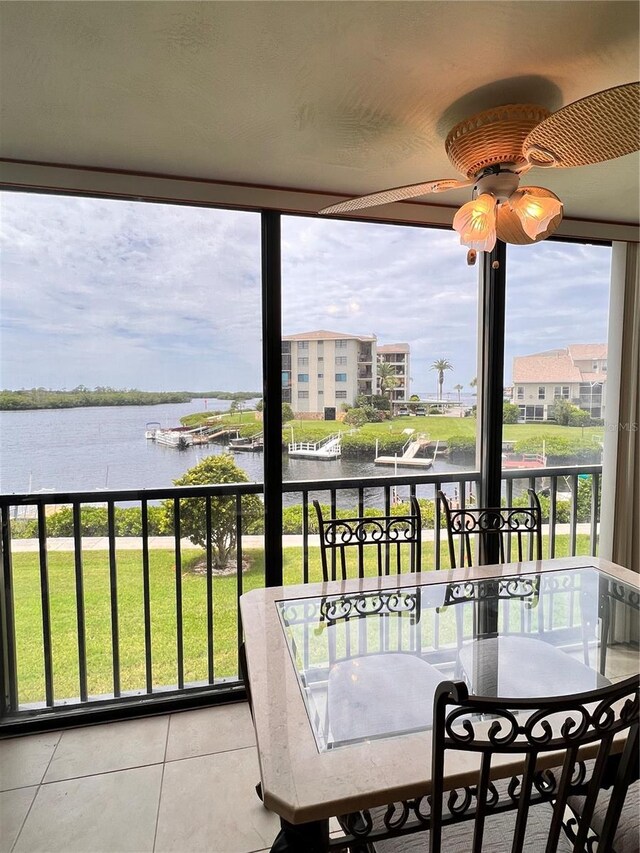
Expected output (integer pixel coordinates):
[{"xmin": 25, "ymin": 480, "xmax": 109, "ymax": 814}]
[
  {"xmin": 229, "ymin": 433, "xmax": 263, "ymax": 452},
  {"xmin": 146, "ymin": 421, "xmax": 211, "ymax": 449},
  {"xmin": 153, "ymin": 428, "xmax": 194, "ymax": 449},
  {"xmin": 145, "ymin": 421, "xmax": 161, "ymax": 439}
]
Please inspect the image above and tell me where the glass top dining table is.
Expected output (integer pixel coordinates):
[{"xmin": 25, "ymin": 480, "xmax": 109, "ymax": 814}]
[{"xmin": 239, "ymin": 556, "xmax": 639, "ymax": 828}]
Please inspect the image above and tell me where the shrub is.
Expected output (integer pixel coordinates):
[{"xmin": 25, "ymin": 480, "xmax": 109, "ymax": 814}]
[
  {"xmin": 10, "ymin": 519, "xmax": 39, "ymax": 539},
  {"xmin": 280, "ymin": 498, "xmax": 443, "ymax": 534},
  {"xmin": 447, "ymin": 435, "xmax": 475, "ymax": 463},
  {"xmin": 548, "ymin": 399, "xmax": 572, "ymax": 425},
  {"xmin": 147, "ymin": 505, "xmax": 174, "ymax": 535},
  {"xmin": 513, "ymin": 492, "xmax": 570, "ymax": 524},
  {"xmin": 28, "ymin": 504, "xmax": 177, "ymax": 538},
  {"xmin": 514, "ymin": 436, "xmax": 600, "ymax": 464},
  {"xmin": 281, "ymin": 402, "xmax": 294, "ymax": 423},
  {"xmin": 341, "ymin": 433, "xmax": 405, "ymax": 458},
  {"xmin": 503, "ymin": 402, "xmax": 520, "ymax": 424},
  {"xmin": 568, "ymin": 408, "xmax": 592, "ymax": 428},
  {"xmin": 169, "ymin": 455, "xmax": 263, "ymax": 571},
  {"xmin": 371, "ymin": 394, "xmax": 391, "ymax": 411},
  {"xmin": 512, "ymin": 476, "xmax": 599, "ymax": 524},
  {"xmin": 343, "ymin": 408, "xmax": 370, "ymax": 427}
]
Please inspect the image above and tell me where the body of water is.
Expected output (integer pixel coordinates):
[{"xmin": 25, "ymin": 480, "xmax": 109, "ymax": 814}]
[{"xmin": 0, "ymin": 400, "xmax": 469, "ymax": 505}]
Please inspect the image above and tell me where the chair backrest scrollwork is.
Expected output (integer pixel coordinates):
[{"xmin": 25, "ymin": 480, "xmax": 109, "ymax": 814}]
[
  {"xmin": 438, "ymin": 489, "xmax": 543, "ymax": 568},
  {"xmin": 313, "ymin": 497, "xmax": 422, "ymax": 581},
  {"xmin": 430, "ymin": 675, "xmax": 639, "ymax": 853}
]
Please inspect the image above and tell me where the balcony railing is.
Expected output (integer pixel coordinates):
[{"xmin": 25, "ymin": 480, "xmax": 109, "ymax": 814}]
[{"xmin": 0, "ymin": 465, "xmax": 601, "ymax": 732}]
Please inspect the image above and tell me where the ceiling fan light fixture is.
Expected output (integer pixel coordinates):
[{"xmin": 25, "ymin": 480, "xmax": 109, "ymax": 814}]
[
  {"xmin": 508, "ymin": 188, "xmax": 564, "ymax": 239},
  {"xmin": 452, "ymin": 193, "xmax": 498, "ymax": 252},
  {"xmin": 316, "ymin": 82, "xmax": 638, "ymax": 251}
]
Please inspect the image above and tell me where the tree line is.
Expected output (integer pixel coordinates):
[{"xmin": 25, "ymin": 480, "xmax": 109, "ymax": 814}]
[{"xmin": 0, "ymin": 388, "xmax": 261, "ymax": 411}]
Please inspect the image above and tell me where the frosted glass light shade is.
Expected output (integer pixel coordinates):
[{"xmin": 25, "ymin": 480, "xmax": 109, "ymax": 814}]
[
  {"xmin": 452, "ymin": 193, "xmax": 497, "ymax": 252},
  {"xmin": 509, "ymin": 189, "xmax": 563, "ymax": 239}
]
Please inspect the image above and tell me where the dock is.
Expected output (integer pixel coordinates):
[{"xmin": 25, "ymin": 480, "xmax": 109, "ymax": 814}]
[
  {"xmin": 145, "ymin": 423, "xmax": 237, "ymax": 448},
  {"xmin": 288, "ymin": 433, "xmax": 341, "ymax": 460},
  {"xmin": 374, "ymin": 456, "xmax": 434, "ymax": 469},
  {"xmin": 374, "ymin": 435, "xmax": 437, "ymax": 468},
  {"xmin": 502, "ymin": 453, "xmax": 546, "ymax": 469}
]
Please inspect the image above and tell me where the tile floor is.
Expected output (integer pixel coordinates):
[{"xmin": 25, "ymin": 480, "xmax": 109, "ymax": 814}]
[
  {"xmin": 2, "ymin": 648, "xmax": 636, "ymax": 852},
  {"xmin": 0, "ymin": 703, "xmax": 280, "ymax": 853}
]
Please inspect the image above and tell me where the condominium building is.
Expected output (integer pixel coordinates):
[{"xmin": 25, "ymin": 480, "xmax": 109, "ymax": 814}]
[
  {"xmin": 282, "ymin": 331, "xmax": 377, "ymax": 415},
  {"xmin": 512, "ymin": 344, "xmax": 607, "ymax": 421},
  {"xmin": 377, "ymin": 343, "xmax": 410, "ymax": 402}
]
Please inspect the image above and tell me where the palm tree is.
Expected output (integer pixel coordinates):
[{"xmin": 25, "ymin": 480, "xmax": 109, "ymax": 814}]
[
  {"xmin": 454, "ymin": 383, "xmax": 464, "ymax": 403},
  {"xmin": 377, "ymin": 360, "xmax": 399, "ymax": 399},
  {"xmin": 430, "ymin": 358, "xmax": 454, "ymax": 401}
]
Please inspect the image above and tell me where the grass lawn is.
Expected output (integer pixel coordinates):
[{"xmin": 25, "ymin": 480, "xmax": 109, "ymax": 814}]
[
  {"xmin": 289, "ymin": 416, "xmax": 603, "ymax": 444},
  {"xmin": 12, "ymin": 534, "xmax": 595, "ymax": 705},
  {"xmin": 181, "ymin": 409, "xmax": 603, "ymax": 445}
]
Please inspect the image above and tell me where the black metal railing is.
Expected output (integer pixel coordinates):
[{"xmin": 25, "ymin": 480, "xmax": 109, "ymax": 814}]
[{"xmin": 0, "ymin": 465, "xmax": 601, "ymax": 731}]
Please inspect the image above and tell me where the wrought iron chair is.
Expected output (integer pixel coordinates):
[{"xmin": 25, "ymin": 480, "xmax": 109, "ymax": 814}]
[
  {"xmin": 437, "ymin": 488, "xmax": 543, "ymax": 569},
  {"xmin": 567, "ymin": 780, "xmax": 640, "ymax": 853},
  {"xmin": 428, "ymin": 677, "xmax": 639, "ymax": 853},
  {"xmin": 313, "ymin": 497, "xmax": 422, "ymax": 582},
  {"xmin": 341, "ymin": 675, "xmax": 639, "ymax": 853},
  {"xmin": 312, "ymin": 500, "xmax": 450, "ymax": 751},
  {"xmin": 436, "ymin": 493, "xmax": 605, "ymax": 698}
]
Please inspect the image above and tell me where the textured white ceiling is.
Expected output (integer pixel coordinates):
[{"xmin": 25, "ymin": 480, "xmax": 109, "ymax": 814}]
[{"xmin": 1, "ymin": 1, "xmax": 638, "ymax": 223}]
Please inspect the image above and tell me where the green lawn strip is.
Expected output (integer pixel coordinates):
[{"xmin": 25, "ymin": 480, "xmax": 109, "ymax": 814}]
[
  {"xmin": 175, "ymin": 413, "xmax": 602, "ymax": 457},
  {"xmin": 12, "ymin": 534, "xmax": 593, "ymax": 704},
  {"xmin": 287, "ymin": 416, "xmax": 602, "ymax": 444}
]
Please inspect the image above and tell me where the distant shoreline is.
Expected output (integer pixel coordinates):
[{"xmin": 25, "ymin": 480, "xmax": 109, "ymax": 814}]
[{"xmin": 0, "ymin": 389, "xmax": 261, "ymax": 411}]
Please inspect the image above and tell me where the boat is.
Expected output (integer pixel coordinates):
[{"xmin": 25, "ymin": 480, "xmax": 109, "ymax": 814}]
[
  {"xmin": 501, "ymin": 452, "xmax": 546, "ymax": 469},
  {"xmin": 154, "ymin": 429, "xmax": 194, "ymax": 449},
  {"xmin": 145, "ymin": 421, "xmax": 161, "ymax": 439},
  {"xmin": 230, "ymin": 433, "xmax": 263, "ymax": 452}
]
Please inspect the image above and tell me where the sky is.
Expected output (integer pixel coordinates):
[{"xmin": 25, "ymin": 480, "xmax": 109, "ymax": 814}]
[{"xmin": 0, "ymin": 192, "xmax": 612, "ymax": 397}]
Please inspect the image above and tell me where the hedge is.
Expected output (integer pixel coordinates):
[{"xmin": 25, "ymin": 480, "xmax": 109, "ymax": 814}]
[
  {"xmin": 513, "ymin": 436, "xmax": 601, "ymax": 464},
  {"xmin": 11, "ymin": 479, "xmax": 598, "ymax": 539}
]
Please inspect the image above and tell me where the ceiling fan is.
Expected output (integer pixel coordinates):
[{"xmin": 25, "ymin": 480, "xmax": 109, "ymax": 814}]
[{"xmin": 319, "ymin": 82, "xmax": 640, "ymax": 252}]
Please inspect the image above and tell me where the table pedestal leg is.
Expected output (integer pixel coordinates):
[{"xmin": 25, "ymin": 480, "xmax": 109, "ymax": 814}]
[{"xmin": 270, "ymin": 817, "xmax": 329, "ymax": 852}]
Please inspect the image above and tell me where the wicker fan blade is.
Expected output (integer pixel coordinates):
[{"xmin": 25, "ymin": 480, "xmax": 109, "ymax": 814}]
[
  {"xmin": 523, "ymin": 82, "xmax": 640, "ymax": 168},
  {"xmin": 319, "ymin": 178, "xmax": 472, "ymax": 215}
]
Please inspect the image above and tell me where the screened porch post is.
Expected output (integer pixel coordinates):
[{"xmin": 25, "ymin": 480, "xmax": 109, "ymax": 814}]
[
  {"xmin": 477, "ymin": 239, "xmax": 507, "ymax": 568},
  {"xmin": 261, "ymin": 211, "xmax": 284, "ymax": 587}
]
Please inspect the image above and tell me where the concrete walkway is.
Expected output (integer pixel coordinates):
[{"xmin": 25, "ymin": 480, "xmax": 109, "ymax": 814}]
[
  {"xmin": 10, "ymin": 524, "xmax": 594, "ymax": 552},
  {"xmin": 10, "ymin": 535, "xmax": 315, "ymax": 552}
]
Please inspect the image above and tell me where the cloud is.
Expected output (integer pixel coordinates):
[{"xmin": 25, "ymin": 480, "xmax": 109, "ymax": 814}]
[
  {"xmin": 1, "ymin": 193, "xmax": 263, "ymax": 390},
  {"xmin": 0, "ymin": 192, "xmax": 611, "ymax": 393}
]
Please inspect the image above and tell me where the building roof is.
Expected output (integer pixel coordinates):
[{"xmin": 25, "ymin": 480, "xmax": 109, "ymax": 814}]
[
  {"xmin": 377, "ymin": 343, "xmax": 410, "ymax": 353},
  {"xmin": 568, "ymin": 344, "xmax": 608, "ymax": 360},
  {"xmin": 282, "ymin": 330, "xmax": 376, "ymax": 342},
  {"xmin": 513, "ymin": 352, "xmax": 582, "ymax": 383},
  {"xmin": 513, "ymin": 344, "xmax": 608, "ymax": 384}
]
